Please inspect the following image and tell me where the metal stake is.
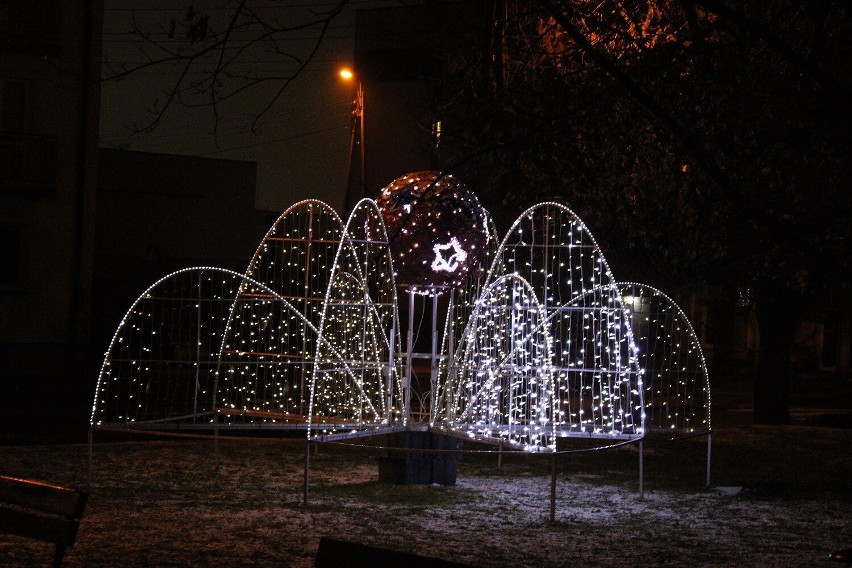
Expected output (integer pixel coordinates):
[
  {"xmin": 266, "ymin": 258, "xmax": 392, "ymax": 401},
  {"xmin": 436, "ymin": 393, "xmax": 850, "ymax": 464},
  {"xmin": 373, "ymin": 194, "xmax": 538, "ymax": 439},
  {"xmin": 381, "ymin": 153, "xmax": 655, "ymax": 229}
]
[
  {"xmin": 549, "ymin": 453, "xmax": 557, "ymax": 523},
  {"xmin": 303, "ymin": 442, "xmax": 311, "ymax": 505},
  {"xmin": 639, "ymin": 438, "xmax": 645, "ymax": 500},
  {"xmin": 706, "ymin": 432, "xmax": 712, "ymax": 487}
]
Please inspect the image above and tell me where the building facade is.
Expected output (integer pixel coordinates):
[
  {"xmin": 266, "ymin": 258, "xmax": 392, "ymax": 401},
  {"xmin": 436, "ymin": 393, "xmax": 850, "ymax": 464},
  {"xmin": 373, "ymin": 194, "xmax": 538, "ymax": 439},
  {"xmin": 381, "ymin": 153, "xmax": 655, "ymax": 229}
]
[
  {"xmin": 93, "ymin": 148, "xmax": 270, "ymax": 351},
  {"xmin": 0, "ymin": 0, "xmax": 103, "ymax": 375}
]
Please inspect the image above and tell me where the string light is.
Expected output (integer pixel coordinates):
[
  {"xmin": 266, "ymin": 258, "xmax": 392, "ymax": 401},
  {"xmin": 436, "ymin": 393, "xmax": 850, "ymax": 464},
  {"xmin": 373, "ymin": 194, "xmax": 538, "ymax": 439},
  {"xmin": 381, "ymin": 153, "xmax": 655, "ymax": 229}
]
[
  {"xmin": 616, "ymin": 283, "xmax": 711, "ymax": 434},
  {"xmin": 376, "ymin": 171, "xmax": 490, "ymax": 294},
  {"xmin": 91, "ymin": 187, "xmax": 709, "ymax": 452}
]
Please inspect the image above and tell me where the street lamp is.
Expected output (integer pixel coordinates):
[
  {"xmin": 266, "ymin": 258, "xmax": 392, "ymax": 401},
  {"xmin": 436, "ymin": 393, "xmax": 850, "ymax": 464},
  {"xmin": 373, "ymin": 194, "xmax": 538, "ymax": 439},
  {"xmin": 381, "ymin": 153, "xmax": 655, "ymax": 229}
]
[{"xmin": 339, "ymin": 67, "xmax": 364, "ymax": 214}]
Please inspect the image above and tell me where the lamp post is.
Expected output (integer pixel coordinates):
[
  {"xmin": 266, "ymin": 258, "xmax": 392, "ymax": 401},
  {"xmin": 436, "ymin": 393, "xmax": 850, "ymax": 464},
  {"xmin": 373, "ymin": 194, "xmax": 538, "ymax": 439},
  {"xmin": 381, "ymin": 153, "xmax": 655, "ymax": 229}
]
[{"xmin": 340, "ymin": 68, "xmax": 364, "ymax": 214}]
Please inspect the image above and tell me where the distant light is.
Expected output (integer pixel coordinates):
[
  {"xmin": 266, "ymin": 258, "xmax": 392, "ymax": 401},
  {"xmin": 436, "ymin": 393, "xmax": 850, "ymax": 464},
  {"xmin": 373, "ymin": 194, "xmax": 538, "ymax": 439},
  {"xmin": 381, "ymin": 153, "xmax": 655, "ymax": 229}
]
[{"xmin": 339, "ymin": 68, "xmax": 354, "ymax": 81}]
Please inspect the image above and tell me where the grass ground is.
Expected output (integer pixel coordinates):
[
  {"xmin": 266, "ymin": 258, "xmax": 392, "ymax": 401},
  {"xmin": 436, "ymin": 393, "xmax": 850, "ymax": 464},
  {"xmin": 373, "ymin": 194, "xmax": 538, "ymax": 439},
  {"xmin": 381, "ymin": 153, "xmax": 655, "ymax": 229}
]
[{"xmin": 1, "ymin": 374, "xmax": 850, "ymax": 567}]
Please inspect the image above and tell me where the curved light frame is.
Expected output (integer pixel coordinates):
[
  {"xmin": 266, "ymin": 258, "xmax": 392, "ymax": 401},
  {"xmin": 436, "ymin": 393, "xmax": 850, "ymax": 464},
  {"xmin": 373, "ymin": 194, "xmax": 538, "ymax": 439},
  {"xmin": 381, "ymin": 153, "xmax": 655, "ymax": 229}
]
[
  {"xmin": 617, "ymin": 282, "xmax": 712, "ymax": 434},
  {"xmin": 449, "ymin": 273, "xmax": 557, "ymax": 451},
  {"xmin": 443, "ymin": 202, "xmax": 644, "ymax": 446},
  {"xmin": 91, "ymin": 266, "xmax": 399, "ymax": 429},
  {"xmin": 91, "ymin": 198, "xmax": 720, "ymax": 454},
  {"xmin": 307, "ymin": 198, "xmax": 403, "ymax": 439}
]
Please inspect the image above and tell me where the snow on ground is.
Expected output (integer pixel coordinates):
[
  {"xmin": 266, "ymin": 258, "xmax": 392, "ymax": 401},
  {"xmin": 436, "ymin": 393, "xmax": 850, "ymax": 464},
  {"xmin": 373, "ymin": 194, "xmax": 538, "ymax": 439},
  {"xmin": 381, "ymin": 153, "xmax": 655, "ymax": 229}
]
[{"xmin": 0, "ymin": 437, "xmax": 849, "ymax": 567}]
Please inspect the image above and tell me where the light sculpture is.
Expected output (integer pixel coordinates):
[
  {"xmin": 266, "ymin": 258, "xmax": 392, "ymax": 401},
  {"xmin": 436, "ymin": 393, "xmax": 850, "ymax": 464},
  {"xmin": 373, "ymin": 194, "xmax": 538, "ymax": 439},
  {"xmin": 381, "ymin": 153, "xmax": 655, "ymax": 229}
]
[
  {"xmin": 215, "ymin": 200, "xmax": 345, "ymax": 425},
  {"xmin": 431, "ymin": 237, "xmax": 468, "ymax": 273},
  {"xmin": 91, "ymin": 177, "xmax": 708, "ymax": 458},
  {"xmin": 448, "ymin": 274, "xmax": 557, "ymax": 450},
  {"xmin": 91, "ymin": 267, "xmax": 287, "ymax": 428},
  {"xmin": 92, "ymin": 199, "xmax": 405, "ymax": 438},
  {"xmin": 307, "ymin": 199, "xmax": 403, "ymax": 439}
]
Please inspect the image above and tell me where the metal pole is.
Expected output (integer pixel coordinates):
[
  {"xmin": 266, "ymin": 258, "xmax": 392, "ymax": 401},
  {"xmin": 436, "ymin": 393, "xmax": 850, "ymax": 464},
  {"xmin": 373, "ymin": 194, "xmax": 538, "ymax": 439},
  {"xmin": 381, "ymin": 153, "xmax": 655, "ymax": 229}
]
[
  {"xmin": 343, "ymin": 98, "xmax": 358, "ymax": 213},
  {"xmin": 406, "ymin": 290, "xmax": 415, "ymax": 424},
  {"xmin": 214, "ymin": 409, "xmax": 219, "ymax": 454},
  {"xmin": 639, "ymin": 438, "xmax": 645, "ymax": 500},
  {"xmin": 549, "ymin": 453, "xmax": 557, "ymax": 522},
  {"xmin": 706, "ymin": 432, "xmax": 712, "ymax": 487},
  {"xmin": 303, "ymin": 442, "xmax": 311, "ymax": 505},
  {"xmin": 430, "ymin": 287, "xmax": 439, "ymax": 420},
  {"xmin": 193, "ymin": 272, "xmax": 201, "ymax": 420},
  {"xmin": 387, "ymin": 326, "xmax": 395, "ymax": 424},
  {"xmin": 508, "ymin": 282, "xmax": 518, "ymax": 440},
  {"xmin": 87, "ymin": 428, "xmax": 93, "ymax": 486},
  {"xmin": 300, "ymin": 205, "xmax": 314, "ymax": 415},
  {"xmin": 445, "ymin": 289, "xmax": 455, "ymax": 423},
  {"xmin": 358, "ymin": 82, "xmax": 365, "ymax": 198}
]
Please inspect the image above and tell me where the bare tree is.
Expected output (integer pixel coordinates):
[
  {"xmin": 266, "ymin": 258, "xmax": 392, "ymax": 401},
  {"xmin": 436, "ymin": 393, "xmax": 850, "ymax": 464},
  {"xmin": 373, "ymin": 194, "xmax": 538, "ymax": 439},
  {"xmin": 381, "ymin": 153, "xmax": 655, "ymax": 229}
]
[
  {"xmin": 435, "ymin": 0, "xmax": 850, "ymax": 424},
  {"xmin": 103, "ymin": 1, "xmax": 350, "ymax": 138}
]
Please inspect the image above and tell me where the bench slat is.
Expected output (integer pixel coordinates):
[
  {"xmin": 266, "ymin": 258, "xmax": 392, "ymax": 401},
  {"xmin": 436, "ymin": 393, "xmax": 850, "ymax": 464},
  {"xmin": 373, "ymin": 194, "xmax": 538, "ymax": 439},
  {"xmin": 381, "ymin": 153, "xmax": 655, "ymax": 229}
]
[
  {"xmin": 0, "ymin": 505, "xmax": 80, "ymax": 546},
  {"xmin": 0, "ymin": 476, "xmax": 87, "ymax": 518},
  {"xmin": 0, "ymin": 475, "xmax": 88, "ymax": 567}
]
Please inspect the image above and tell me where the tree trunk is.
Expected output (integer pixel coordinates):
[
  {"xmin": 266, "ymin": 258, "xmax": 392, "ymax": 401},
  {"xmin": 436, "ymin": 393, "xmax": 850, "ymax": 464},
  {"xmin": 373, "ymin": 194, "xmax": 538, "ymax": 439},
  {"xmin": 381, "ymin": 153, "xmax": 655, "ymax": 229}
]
[{"xmin": 752, "ymin": 286, "xmax": 801, "ymax": 424}]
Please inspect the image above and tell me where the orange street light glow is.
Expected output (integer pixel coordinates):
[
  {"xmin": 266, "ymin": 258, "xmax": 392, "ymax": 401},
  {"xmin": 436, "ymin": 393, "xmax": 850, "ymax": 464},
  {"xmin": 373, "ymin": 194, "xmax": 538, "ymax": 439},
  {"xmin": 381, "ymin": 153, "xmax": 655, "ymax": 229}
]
[{"xmin": 339, "ymin": 68, "xmax": 354, "ymax": 81}]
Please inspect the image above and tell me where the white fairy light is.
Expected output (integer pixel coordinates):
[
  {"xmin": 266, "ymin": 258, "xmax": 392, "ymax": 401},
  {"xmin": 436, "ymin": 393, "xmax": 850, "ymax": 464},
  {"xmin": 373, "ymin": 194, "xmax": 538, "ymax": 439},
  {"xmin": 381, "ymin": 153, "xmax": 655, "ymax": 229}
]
[{"xmin": 92, "ymin": 186, "xmax": 707, "ymax": 453}]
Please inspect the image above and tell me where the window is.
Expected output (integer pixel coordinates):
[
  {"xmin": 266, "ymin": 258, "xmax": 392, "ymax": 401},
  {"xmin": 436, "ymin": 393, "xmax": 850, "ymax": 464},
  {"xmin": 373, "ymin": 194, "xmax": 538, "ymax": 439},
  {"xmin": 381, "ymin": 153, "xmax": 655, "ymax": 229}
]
[{"xmin": 431, "ymin": 119, "xmax": 442, "ymax": 148}]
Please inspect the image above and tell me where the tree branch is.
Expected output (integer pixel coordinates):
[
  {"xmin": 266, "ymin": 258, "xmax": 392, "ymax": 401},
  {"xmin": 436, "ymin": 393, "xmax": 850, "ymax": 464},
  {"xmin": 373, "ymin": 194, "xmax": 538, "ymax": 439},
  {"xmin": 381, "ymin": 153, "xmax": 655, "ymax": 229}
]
[{"xmin": 102, "ymin": 1, "xmax": 352, "ymax": 138}]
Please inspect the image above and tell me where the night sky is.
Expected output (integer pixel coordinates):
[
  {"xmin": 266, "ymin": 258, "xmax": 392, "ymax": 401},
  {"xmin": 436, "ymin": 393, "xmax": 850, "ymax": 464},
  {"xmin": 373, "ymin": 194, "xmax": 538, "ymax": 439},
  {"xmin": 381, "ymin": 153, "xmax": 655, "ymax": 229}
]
[{"xmin": 99, "ymin": 1, "xmax": 415, "ymax": 212}]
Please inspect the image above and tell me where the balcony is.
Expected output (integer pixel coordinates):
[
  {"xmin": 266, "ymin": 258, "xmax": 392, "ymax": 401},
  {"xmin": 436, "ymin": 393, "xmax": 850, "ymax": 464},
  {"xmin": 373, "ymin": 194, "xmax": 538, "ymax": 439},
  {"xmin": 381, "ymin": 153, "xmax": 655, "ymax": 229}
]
[{"xmin": 0, "ymin": 132, "xmax": 57, "ymax": 197}]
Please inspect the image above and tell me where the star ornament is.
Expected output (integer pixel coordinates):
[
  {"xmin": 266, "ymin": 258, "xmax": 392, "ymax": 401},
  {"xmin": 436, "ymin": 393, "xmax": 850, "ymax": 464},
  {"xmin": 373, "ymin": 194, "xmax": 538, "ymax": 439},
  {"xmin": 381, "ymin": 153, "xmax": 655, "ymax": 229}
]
[{"xmin": 432, "ymin": 237, "xmax": 468, "ymax": 273}]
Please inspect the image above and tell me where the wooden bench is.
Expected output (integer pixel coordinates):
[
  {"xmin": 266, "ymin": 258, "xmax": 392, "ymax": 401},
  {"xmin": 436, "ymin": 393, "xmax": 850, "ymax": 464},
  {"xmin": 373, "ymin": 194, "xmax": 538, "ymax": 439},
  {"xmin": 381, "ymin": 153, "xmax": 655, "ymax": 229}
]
[{"xmin": 0, "ymin": 475, "xmax": 88, "ymax": 567}]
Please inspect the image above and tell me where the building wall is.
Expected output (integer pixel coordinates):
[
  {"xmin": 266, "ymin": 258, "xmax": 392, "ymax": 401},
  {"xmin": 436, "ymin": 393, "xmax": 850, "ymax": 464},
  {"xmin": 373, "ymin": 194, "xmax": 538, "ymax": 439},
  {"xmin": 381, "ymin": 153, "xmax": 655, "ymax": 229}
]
[
  {"xmin": 93, "ymin": 148, "xmax": 270, "ymax": 351},
  {"xmin": 0, "ymin": 0, "xmax": 102, "ymax": 371}
]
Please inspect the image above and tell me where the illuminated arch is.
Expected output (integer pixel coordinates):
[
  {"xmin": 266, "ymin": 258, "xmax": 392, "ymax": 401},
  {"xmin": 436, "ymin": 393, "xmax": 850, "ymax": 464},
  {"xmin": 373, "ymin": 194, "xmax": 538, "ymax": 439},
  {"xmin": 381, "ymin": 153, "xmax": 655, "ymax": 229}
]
[
  {"xmin": 94, "ymin": 199, "xmax": 718, "ymax": 456},
  {"xmin": 618, "ymin": 282, "xmax": 711, "ymax": 435},
  {"xmin": 91, "ymin": 267, "xmax": 290, "ymax": 429},
  {"xmin": 243, "ymin": 199, "xmax": 343, "ymax": 303},
  {"xmin": 214, "ymin": 201, "xmax": 344, "ymax": 427},
  {"xmin": 92, "ymin": 198, "xmax": 404, "ymax": 438},
  {"xmin": 432, "ymin": 211, "xmax": 501, "ymax": 425},
  {"xmin": 307, "ymin": 199, "xmax": 404, "ymax": 440},
  {"xmin": 449, "ymin": 274, "xmax": 556, "ymax": 450},
  {"xmin": 452, "ymin": 202, "xmax": 644, "ymax": 443}
]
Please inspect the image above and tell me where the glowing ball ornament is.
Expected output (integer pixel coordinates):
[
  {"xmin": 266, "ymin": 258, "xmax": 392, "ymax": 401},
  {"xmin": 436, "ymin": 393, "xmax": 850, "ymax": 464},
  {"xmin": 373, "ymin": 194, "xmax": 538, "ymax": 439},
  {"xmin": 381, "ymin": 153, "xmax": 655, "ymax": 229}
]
[{"xmin": 377, "ymin": 171, "xmax": 490, "ymax": 292}]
